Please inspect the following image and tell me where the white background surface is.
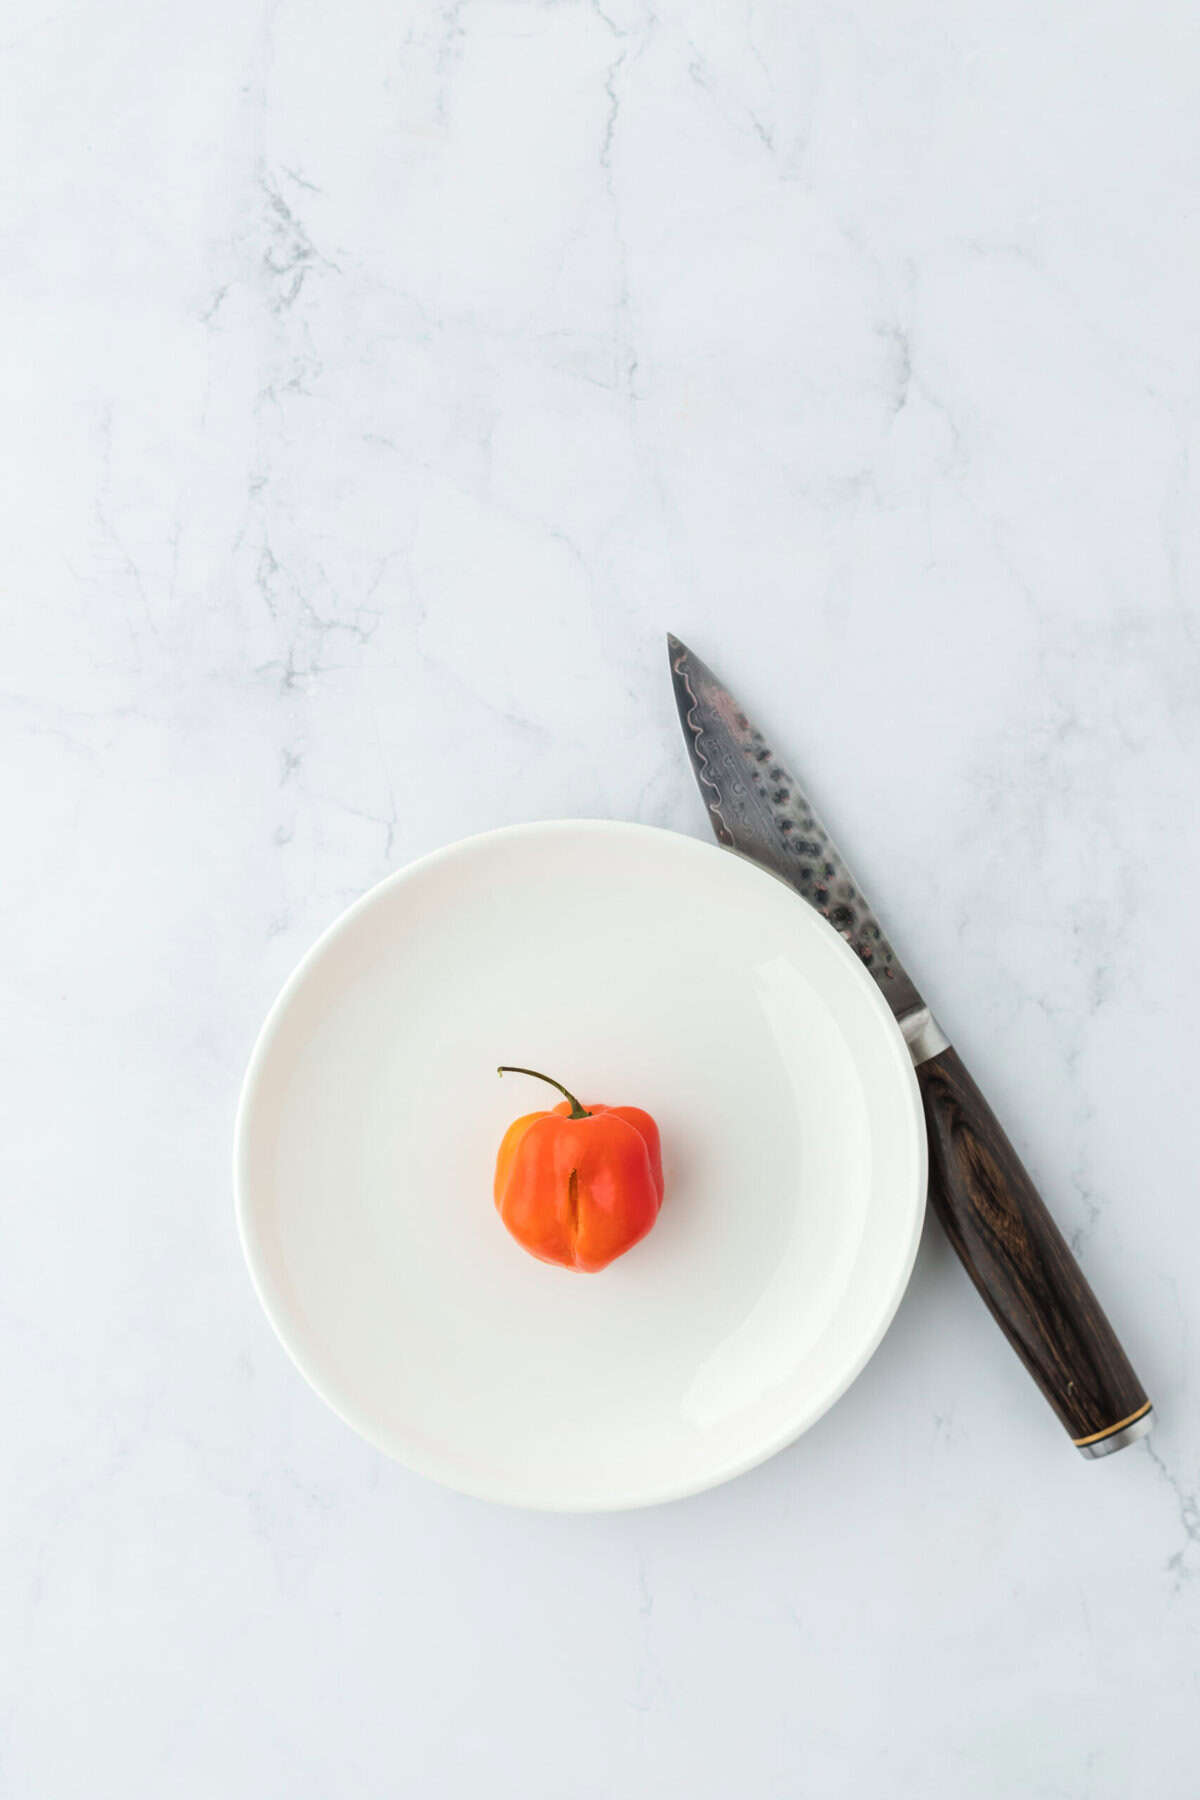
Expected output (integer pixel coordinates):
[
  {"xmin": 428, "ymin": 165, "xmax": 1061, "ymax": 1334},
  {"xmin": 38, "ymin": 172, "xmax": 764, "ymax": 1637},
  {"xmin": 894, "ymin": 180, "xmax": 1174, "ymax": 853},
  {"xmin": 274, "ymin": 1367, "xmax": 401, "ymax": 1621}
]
[{"xmin": 3, "ymin": 0, "xmax": 1198, "ymax": 1793}]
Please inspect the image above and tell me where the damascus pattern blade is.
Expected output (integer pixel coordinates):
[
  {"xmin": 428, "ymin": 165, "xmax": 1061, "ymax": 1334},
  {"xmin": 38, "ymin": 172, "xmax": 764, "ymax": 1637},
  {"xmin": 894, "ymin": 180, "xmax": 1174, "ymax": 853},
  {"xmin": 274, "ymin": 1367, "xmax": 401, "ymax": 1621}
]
[{"xmin": 668, "ymin": 633, "xmax": 924, "ymax": 1022}]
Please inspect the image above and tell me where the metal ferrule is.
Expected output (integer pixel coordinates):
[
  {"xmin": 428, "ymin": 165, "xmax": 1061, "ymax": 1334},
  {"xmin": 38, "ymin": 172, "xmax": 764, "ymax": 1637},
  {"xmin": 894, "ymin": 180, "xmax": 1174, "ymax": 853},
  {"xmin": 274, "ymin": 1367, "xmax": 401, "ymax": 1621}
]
[
  {"xmin": 1076, "ymin": 1407, "xmax": 1154, "ymax": 1458},
  {"xmin": 899, "ymin": 1005, "xmax": 950, "ymax": 1066}
]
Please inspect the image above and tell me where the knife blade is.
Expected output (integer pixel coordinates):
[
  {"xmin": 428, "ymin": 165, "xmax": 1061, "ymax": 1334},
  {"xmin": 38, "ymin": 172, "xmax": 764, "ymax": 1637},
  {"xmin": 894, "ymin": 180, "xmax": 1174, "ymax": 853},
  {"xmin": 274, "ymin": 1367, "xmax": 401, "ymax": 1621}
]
[{"xmin": 668, "ymin": 633, "xmax": 1152, "ymax": 1458}]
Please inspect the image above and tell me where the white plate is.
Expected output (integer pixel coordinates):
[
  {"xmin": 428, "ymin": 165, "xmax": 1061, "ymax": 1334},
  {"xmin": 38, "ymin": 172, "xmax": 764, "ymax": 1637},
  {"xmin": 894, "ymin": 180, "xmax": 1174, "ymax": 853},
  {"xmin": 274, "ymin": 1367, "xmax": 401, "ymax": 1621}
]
[{"xmin": 235, "ymin": 821, "xmax": 925, "ymax": 1510}]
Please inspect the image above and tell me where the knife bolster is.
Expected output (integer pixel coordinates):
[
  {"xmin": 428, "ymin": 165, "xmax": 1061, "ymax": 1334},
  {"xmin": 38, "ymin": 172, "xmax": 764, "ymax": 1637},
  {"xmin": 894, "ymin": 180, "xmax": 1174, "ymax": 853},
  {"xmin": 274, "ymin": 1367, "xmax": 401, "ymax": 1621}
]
[{"xmin": 900, "ymin": 1005, "xmax": 950, "ymax": 1065}]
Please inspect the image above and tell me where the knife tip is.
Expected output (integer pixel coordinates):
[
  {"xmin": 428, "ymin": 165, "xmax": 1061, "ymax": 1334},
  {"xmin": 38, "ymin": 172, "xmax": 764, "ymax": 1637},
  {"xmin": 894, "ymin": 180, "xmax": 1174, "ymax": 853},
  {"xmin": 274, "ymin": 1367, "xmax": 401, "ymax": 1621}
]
[{"xmin": 666, "ymin": 631, "xmax": 687, "ymax": 659}]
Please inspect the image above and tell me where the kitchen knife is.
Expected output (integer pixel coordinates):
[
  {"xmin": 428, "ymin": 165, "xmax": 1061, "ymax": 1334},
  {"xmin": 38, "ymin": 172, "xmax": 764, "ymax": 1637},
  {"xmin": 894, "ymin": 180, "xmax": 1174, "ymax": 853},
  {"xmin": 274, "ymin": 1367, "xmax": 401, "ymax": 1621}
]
[{"xmin": 667, "ymin": 634, "xmax": 1152, "ymax": 1458}]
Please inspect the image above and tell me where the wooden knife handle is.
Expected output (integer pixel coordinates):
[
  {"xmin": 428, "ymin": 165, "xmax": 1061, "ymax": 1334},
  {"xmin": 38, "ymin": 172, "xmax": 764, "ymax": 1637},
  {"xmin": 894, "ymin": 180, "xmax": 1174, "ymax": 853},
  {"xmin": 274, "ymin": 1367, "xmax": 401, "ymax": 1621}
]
[{"xmin": 916, "ymin": 1046, "xmax": 1152, "ymax": 1456}]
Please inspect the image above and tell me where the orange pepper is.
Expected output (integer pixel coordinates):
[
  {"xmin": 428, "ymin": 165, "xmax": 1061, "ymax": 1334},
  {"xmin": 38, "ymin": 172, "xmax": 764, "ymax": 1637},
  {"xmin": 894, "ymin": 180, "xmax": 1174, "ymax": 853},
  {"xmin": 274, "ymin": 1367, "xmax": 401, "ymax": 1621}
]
[{"xmin": 494, "ymin": 1066, "xmax": 664, "ymax": 1272}]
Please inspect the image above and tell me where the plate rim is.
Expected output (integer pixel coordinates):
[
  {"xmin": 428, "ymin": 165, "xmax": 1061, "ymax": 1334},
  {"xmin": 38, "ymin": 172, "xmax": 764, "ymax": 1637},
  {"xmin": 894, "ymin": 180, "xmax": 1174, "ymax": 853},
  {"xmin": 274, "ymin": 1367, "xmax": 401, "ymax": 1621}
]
[{"xmin": 234, "ymin": 818, "xmax": 927, "ymax": 1511}]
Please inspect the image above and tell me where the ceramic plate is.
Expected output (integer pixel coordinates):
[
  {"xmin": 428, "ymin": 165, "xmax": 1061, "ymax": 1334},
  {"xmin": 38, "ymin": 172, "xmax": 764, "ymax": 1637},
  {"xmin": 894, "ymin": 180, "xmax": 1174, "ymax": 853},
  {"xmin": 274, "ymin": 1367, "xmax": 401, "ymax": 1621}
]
[{"xmin": 235, "ymin": 821, "xmax": 925, "ymax": 1509}]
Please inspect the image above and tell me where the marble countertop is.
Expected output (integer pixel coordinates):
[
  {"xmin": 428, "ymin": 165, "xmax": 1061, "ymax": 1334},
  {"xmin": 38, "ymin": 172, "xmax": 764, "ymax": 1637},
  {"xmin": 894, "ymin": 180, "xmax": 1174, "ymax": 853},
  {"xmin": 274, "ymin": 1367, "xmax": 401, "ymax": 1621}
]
[{"xmin": 5, "ymin": 0, "xmax": 1199, "ymax": 1792}]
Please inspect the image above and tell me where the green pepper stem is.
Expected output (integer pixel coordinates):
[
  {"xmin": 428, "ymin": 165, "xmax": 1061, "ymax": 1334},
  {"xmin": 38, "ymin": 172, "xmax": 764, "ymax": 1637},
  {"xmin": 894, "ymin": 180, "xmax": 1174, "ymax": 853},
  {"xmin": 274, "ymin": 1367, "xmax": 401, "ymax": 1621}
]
[{"xmin": 497, "ymin": 1066, "xmax": 591, "ymax": 1119}]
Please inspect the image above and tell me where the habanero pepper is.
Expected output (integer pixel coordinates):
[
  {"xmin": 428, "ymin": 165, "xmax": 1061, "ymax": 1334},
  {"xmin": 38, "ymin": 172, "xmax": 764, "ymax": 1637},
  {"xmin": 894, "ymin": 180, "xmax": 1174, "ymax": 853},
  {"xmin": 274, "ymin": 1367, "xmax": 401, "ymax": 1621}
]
[{"xmin": 493, "ymin": 1066, "xmax": 664, "ymax": 1272}]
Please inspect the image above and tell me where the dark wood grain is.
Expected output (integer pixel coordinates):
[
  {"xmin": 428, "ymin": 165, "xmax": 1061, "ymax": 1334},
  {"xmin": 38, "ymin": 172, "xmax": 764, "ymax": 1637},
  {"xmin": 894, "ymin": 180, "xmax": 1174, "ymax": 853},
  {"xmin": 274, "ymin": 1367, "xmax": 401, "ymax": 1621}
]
[{"xmin": 917, "ymin": 1047, "xmax": 1149, "ymax": 1445}]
